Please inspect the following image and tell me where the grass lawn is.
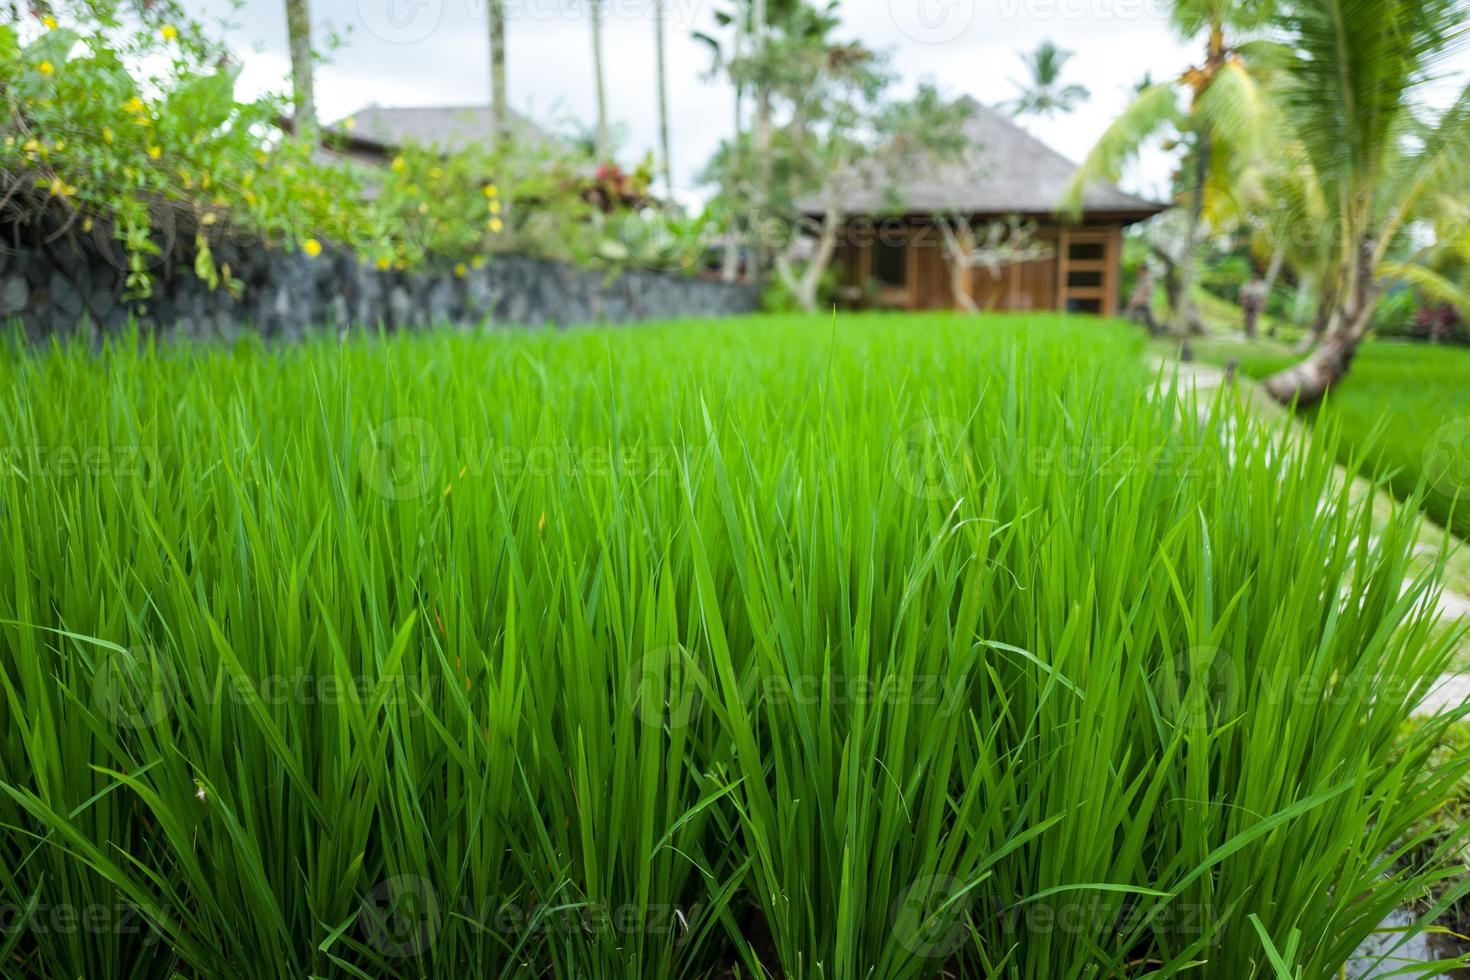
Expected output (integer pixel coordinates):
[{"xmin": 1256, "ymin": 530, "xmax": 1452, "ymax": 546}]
[
  {"xmin": 1, "ymin": 314, "xmax": 1467, "ymax": 978},
  {"xmin": 1179, "ymin": 336, "xmax": 1470, "ymax": 540}
]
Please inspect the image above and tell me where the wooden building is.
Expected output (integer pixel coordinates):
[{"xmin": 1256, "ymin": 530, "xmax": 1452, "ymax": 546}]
[{"xmin": 811, "ymin": 99, "xmax": 1167, "ymax": 317}]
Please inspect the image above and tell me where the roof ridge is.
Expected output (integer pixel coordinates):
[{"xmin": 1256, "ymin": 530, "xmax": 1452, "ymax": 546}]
[{"xmin": 961, "ymin": 98, "xmax": 1162, "ymax": 209}]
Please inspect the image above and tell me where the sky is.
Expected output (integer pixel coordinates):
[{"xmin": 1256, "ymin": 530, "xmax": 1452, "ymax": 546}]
[{"xmin": 201, "ymin": 0, "xmax": 1460, "ymax": 204}]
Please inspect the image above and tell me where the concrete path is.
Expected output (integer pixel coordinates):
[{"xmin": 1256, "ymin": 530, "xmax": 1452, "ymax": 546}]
[
  {"xmin": 1151, "ymin": 353, "xmax": 1470, "ymax": 718},
  {"xmin": 1156, "ymin": 353, "xmax": 1470, "ymax": 974}
]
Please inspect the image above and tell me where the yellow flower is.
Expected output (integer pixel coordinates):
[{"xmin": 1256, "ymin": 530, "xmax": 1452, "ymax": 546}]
[
  {"xmin": 82, "ymin": 217, "xmax": 93, "ymax": 232},
  {"xmin": 38, "ymin": 61, "xmax": 54, "ymax": 76},
  {"xmin": 53, "ymin": 140, "xmax": 64, "ymax": 152},
  {"xmin": 42, "ymin": 14, "xmax": 57, "ymax": 28},
  {"xmin": 161, "ymin": 25, "xmax": 178, "ymax": 41},
  {"xmin": 343, "ymin": 116, "xmax": 357, "ymax": 130},
  {"xmin": 488, "ymin": 199, "xmax": 502, "ymax": 215},
  {"xmin": 124, "ymin": 97, "xmax": 145, "ymax": 114},
  {"xmin": 482, "ymin": 184, "xmax": 499, "ymax": 198},
  {"xmin": 429, "ymin": 167, "xmax": 443, "ymax": 180},
  {"xmin": 488, "ymin": 217, "xmax": 504, "ymax": 233},
  {"xmin": 417, "ymin": 203, "xmax": 428, "ymax": 215},
  {"xmin": 376, "ymin": 256, "xmax": 391, "ymax": 270},
  {"xmin": 302, "ymin": 238, "xmax": 323, "ymax": 258},
  {"xmin": 148, "ymin": 145, "xmax": 162, "ymax": 159},
  {"xmin": 391, "ymin": 156, "xmax": 407, "ymax": 173},
  {"xmin": 394, "ymin": 258, "xmax": 408, "ymax": 270},
  {"xmin": 103, "ymin": 127, "xmax": 114, "ymax": 144},
  {"xmin": 454, "ymin": 262, "xmax": 467, "ymax": 277},
  {"xmin": 471, "ymin": 255, "xmax": 485, "ymax": 270}
]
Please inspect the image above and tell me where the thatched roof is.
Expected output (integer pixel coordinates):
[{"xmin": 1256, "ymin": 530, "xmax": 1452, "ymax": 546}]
[
  {"xmin": 325, "ymin": 104, "xmax": 564, "ymax": 157},
  {"xmin": 803, "ymin": 97, "xmax": 1167, "ymax": 221}
]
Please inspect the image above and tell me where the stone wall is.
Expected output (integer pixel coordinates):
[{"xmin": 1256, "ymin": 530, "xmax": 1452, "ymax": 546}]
[{"xmin": 0, "ymin": 218, "xmax": 760, "ymax": 342}]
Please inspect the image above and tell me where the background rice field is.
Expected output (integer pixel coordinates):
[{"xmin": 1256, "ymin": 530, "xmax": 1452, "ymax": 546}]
[{"xmin": 0, "ymin": 313, "xmax": 1467, "ymax": 979}]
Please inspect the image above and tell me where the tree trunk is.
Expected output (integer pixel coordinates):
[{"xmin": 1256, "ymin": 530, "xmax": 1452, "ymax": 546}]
[
  {"xmin": 654, "ymin": 0, "xmax": 674, "ymax": 195},
  {"xmin": 750, "ymin": 0, "xmax": 771, "ymax": 283},
  {"xmin": 1261, "ymin": 244, "xmax": 1286, "ymax": 300},
  {"xmin": 775, "ymin": 209, "xmax": 840, "ymax": 313},
  {"xmin": 488, "ymin": 0, "xmax": 508, "ymax": 146},
  {"xmin": 1294, "ymin": 286, "xmax": 1336, "ymax": 354},
  {"xmin": 720, "ymin": 22, "xmax": 748, "ymax": 284},
  {"xmin": 590, "ymin": 0, "xmax": 610, "ymax": 162},
  {"xmin": 1267, "ymin": 247, "xmax": 1378, "ymax": 406},
  {"xmin": 1127, "ymin": 266, "xmax": 1163, "ymax": 336},
  {"xmin": 1169, "ymin": 20, "xmax": 1226, "ymax": 337},
  {"xmin": 1263, "ymin": 320, "xmax": 1365, "ymax": 405},
  {"xmin": 284, "ymin": 0, "xmax": 316, "ymax": 144},
  {"xmin": 1172, "ymin": 129, "xmax": 1209, "ymax": 336}
]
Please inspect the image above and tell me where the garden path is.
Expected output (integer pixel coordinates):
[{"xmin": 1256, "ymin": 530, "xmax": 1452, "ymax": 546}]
[{"xmin": 1149, "ymin": 353, "xmax": 1470, "ymax": 718}]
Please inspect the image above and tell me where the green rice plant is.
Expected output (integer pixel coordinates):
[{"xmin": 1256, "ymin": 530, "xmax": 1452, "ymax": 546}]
[{"xmin": 0, "ymin": 313, "xmax": 1466, "ymax": 979}]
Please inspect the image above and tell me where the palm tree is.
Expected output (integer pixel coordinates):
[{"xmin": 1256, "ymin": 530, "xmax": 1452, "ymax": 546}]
[
  {"xmin": 1003, "ymin": 40, "xmax": 1089, "ymax": 119},
  {"xmin": 590, "ymin": 0, "xmax": 610, "ymax": 162},
  {"xmin": 1065, "ymin": 0, "xmax": 1277, "ymax": 335},
  {"xmin": 654, "ymin": 0, "xmax": 674, "ymax": 194},
  {"xmin": 488, "ymin": 0, "xmax": 508, "ymax": 146},
  {"xmin": 1258, "ymin": 0, "xmax": 1470, "ymax": 404},
  {"xmin": 283, "ymin": 0, "xmax": 316, "ymax": 143}
]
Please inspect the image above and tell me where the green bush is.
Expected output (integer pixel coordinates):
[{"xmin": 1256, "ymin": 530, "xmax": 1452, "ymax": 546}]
[
  {"xmin": 0, "ymin": 5, "xmax": 711, "ymax": 302},
  {"xmin": 0, "ymin": 6, "xmax": 377, "ymax": 297},
  {"xmin": 0, "ymin": 313, "xmax": 1466, "ymax": 978}
]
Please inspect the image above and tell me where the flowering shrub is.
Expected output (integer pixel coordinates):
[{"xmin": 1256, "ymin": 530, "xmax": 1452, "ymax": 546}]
[
  {"xmin": 0, "ymin": 5, "xmax": 382, "ymax": 298},
  {"xmin": 0, "ymin": 3, "xmax": 714, "ymax": 307}
]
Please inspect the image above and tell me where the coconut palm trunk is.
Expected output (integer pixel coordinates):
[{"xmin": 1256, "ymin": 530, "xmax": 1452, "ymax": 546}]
[
  {"xmin": 654, "ymin": 0, "xmax": 674, "ymax": 194},
  {"xmin": 750, "ymin": 0, "xmax": 771, "ymax": 281},
  {"xmin": 1259, "ymin": 0, "xmax": 1470, "ymax": 405},
  {"xmin": 1172, "ymin": 20, "xmax": 1227, "ymax": 336},
  {"xmin": 284, "ymin": 0, "xmax": 316, "ymax": 144},
  {"xmin": 590, "ymin": 0, "xmax": 610, "ymax": 162},
  {"xmin": 488, "ymin": 0, "xmax": 508, "ymax": 146},
  {"xmin": 721, "ymin": 18, "xmax": 747, "ymax": 283}
]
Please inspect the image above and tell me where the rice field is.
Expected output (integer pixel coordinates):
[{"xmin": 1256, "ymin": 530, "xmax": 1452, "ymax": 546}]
[{"xmin": 1, "ymin": 313, "xmax": 1467, "ymax": 979}]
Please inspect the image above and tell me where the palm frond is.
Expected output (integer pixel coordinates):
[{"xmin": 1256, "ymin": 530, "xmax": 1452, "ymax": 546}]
[
  {"xmin": 1380, "ymin": 261, "xmax": 1470, "ymax": 309},
  {"xmin": 1279, "ymin": 0, "xmax": 1466, "ymax": 202},
  {"xmin": 1195, "ymin": 59, "xmax": 1275, "ymax": 164},
  {"xmin": 1378, "ymin": 79, "xmax": 1470, "ymax": 256},
  {"xmin": 1061, "ymin": 82, "xmax": 1181, "ymax": 215}
]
